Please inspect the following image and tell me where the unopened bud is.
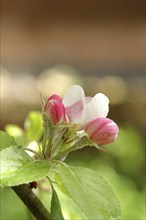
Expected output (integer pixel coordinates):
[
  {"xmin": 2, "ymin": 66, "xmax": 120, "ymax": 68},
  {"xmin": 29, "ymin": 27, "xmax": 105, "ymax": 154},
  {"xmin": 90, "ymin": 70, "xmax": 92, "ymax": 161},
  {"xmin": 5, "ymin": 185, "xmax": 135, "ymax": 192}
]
[
  {"xmin": 85, "ymin": 118, "xmax": 119, "ymax": 145},
  {"xmin": 45, "ymin": 95, "xmax": 65, "ymax": 125},
  {"xmin": 47, "ymin": 94, "xmax": 62, "ymax": 102}
]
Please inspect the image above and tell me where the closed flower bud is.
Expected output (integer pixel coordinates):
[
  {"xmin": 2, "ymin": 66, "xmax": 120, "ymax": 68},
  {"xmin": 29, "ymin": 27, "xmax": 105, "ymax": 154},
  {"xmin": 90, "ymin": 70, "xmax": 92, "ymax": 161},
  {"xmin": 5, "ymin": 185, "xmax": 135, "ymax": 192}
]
[
  {"xmin": 45, "ymin": 96, "xmax": 65, "ymax": 125},
  {"xmin": 85, "ymin": 118, "xmax": 119, "ymax": 145},
  {"xmin": 47, "ymin": 94, "xmax": 62, "ymax": 102}
]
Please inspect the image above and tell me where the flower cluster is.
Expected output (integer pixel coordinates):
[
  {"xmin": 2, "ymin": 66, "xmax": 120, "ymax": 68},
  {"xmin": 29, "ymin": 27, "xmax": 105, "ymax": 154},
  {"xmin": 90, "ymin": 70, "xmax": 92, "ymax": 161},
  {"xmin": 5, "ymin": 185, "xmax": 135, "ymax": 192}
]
[{"xmin": 42, "ymin": 85, "xmax": 119, "ymax": 160}]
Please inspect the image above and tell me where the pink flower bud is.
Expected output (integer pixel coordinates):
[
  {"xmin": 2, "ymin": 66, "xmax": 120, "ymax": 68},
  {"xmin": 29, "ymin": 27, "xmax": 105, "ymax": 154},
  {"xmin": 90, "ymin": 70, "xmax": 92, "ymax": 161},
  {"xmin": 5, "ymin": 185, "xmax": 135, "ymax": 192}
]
[
  {"xmin": 47, "ymin": 94, "xmax": 62, "ymax": 102},
  {"xmin": 45, "ymin": 95, "xmax": 65, "ymax": 125},
  {"xmin": 85, "ymin": 118, "xmax": 119, "ymax": 145}
]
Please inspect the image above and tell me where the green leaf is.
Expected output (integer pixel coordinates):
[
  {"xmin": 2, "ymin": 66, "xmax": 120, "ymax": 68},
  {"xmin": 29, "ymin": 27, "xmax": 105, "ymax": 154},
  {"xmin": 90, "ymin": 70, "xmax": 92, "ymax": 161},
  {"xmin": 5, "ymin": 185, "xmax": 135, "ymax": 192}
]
[
  {"xmin": 24, "ymin": 111, "xmax": 43, "ymax": 142},
  {"xmin": 0, "ymin": 130, "xmax": 16, "ymax": 151},
  {"xmin": 0, "ymin": 146, "xmax": 51, "ymax": 187},
  {"xmin": 5, "ymin": 124, "xmax": 26, "ymax": 146},
  {"xmin": 51, "ymin": 183, "xmax": 65, "ymax": 220},
  {"xmin": 55, "ymin": 163, "xmax": 122, "ymax": 220}
]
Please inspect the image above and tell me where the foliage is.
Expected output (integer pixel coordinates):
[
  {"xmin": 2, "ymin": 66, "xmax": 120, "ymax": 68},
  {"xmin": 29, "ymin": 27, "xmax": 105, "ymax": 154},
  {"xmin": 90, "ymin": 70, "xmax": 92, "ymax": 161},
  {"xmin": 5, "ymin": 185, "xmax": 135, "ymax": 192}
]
[
  {"xmin": 0, "ymin": 146, "xmax": 51, "ymax": 187},
  {"xmin": 56, "ymin": 163, "xmax": 121, "ymax": 219},
  {"xmin": 0, "ymin": 130, "xmax": 16, "ymax": 151}
]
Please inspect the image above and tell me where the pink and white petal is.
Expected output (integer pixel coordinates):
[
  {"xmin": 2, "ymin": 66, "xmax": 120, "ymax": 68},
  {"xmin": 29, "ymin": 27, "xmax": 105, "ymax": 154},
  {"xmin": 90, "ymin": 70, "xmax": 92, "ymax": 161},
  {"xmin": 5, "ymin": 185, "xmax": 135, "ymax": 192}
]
[
  {"xmin": 63, "ymin": 85, "xmax": 85, "ymax": 122},
  {"xmin": 81, "ymin": 93, "xmax": 109, "ymax": 125},
  {"xmin": 65, "ymin": 100, "xmax": 84, "ymax": 123}
]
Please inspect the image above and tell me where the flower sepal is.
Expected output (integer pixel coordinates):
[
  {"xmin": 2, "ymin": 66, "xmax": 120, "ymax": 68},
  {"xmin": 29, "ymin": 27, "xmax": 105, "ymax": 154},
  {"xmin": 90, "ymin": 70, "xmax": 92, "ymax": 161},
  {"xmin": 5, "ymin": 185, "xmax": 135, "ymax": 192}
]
[{"xmin": 51, "ymin": 131, "xmax": 94, "ymax": 160}]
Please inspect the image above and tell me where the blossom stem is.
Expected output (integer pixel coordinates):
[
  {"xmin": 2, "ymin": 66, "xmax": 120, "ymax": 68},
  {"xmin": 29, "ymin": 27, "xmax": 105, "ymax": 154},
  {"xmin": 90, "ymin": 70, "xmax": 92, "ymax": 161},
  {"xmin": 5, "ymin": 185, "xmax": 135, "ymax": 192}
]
[
  {"xmin": 46, "ymin": 128, "xmax": 54, "ymax": 156},
  {"xmin": 51, "ymin": 143, "xmax": 88, "ymax": 160},
  {"xmin": 12, "ymin": 184, "xmax": 52, "ymax": 220}
]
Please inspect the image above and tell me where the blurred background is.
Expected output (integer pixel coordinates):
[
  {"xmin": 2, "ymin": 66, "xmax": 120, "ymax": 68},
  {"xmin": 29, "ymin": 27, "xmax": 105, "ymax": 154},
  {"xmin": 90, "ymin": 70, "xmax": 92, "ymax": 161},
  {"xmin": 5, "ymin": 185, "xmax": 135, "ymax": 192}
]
[{"xmin": 0, "ymin": 1, "xmax": 145, "ymax": 219}]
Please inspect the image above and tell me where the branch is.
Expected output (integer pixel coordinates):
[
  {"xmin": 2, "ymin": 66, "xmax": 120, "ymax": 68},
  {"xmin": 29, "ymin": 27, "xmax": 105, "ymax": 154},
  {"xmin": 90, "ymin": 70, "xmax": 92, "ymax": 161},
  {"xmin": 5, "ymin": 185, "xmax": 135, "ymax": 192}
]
[{"xmin": 12, "ymin": 184, "xmax": 52, "ymax": 220}]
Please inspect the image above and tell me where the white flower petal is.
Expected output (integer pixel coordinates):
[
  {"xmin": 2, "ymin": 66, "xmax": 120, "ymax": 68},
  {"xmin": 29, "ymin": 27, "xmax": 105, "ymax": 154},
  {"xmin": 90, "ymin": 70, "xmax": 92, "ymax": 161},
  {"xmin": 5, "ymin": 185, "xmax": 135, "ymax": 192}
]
[
  {"xmin": 63, "ymin": 85, "xmax": 85, "ymax": 122},
  {"xmin": 63, "ymin": 85, "xmax": 85, "ymax": 107},
  {"xmin": 81, "ymin": 93, "xmax": 109, "ymax": 125}
]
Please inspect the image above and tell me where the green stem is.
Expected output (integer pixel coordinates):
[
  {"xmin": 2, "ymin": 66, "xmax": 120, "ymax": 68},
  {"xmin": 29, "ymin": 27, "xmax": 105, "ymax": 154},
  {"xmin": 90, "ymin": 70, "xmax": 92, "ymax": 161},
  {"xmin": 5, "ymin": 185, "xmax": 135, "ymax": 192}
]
[
  {"xmin": 42, "ymin": 129, "xmax": 47, "ymax": 158},
  {"xmin": 51, "ymin": 142, "xmax": 89, "ymax": 160},
  {"xmin": 45, "ymin": 128, "xmax": 53, "ymax": 156},
  {"xmin": 12, "ymin": 184, "xmax": 52, "ymax": 220}
]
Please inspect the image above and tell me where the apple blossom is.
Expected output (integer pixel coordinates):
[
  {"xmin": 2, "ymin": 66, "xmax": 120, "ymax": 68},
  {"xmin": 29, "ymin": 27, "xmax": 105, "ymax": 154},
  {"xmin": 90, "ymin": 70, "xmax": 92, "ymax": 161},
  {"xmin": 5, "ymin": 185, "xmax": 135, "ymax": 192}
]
[
  {"xmin": 45, "ymin": 95, "xmax": 65, "ymax": 125},
  {"xmin": 84, "ymin": 118, "xmax": 119, "ymax": 145},
  {"xmin": 43, "ymin": 85, "xmax": 119, "ymax": 159},
  {"xmin": 62, "ymin": 85, "xmax": 118, "ymax": 146}
]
